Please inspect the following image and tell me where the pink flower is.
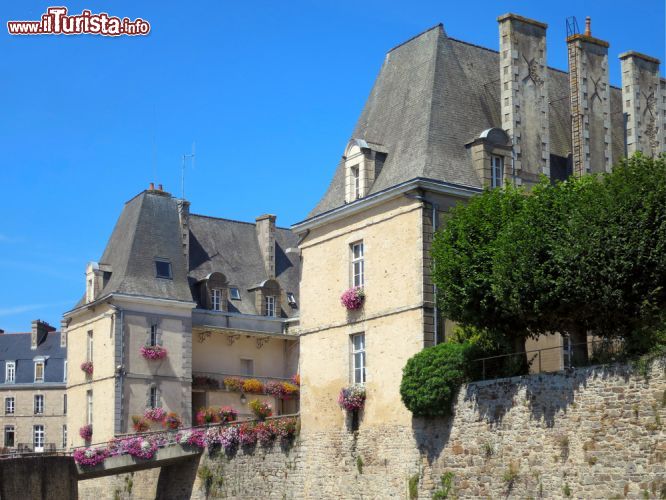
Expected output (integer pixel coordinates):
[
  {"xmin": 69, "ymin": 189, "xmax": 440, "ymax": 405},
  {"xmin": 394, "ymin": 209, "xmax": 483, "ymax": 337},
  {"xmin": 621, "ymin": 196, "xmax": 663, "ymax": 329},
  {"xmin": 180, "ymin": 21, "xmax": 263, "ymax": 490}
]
[
  {"xmin": 73, "ymin": 446, "xmax": 108, "ymax": 467},
  {"xmin": 340, "ymin": 287, "xmax": 365, "ymax": 310},
  {"xmin": 80, "ymin": 361, "xmax": 93, "ymax": 375},
  {"xmin": 140, "ymin": 345, "xmax": 167, "ymax": 360},
  {"xmin": 338, "ymin": 385, "xmax": 366, "ymax": 411},
  {"xmin": 143, "ymin": 407, "xmax": 167, "ymax": 422},
  {"xmin": 79, "ymin": 424, "xmax": 93, "ymax": 441}
]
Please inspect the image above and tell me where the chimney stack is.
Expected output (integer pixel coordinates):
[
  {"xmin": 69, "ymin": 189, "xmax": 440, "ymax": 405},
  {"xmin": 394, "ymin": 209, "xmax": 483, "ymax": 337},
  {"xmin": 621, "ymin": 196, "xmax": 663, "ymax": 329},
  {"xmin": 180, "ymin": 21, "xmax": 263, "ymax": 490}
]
[
  {"xmin": 60, "ymin": 319, "xmax": 68, "ymax": 348},
  {"xmin": 157, "ymin": 184, "xmax": 163, "ymax": 191},
  {"xmin": 498, "ymin": 13, "xmax": 550, "ymax": 185},
  {"xmin": 620, "ymin": 51, "xmax": 664, "ymax": 157},
  {"xmin": 567, "ymin": 16, "xmax": 612, "ymax": 176},
  {"xmin": 177, "ymin": 199, "xmax": 191, "ymax": 270},
  {"xmin": 256, "ymin": 214, "xmax": 276, "ymax": 279},
  {"xmin": 149, "ymin": 182, "xmax": 155, "ymax": 191},
  {"xmin": 31, "ymin": 319, "xmax": 55, "ymax": 349}
]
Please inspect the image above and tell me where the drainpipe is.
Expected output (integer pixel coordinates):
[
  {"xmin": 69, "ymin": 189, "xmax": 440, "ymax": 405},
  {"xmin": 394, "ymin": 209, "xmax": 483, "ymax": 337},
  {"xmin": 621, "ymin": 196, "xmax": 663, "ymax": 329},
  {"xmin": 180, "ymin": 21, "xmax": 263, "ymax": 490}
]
[{"xmin": 108, "ymin": 304, "xmax": 124, "ymax": 434}]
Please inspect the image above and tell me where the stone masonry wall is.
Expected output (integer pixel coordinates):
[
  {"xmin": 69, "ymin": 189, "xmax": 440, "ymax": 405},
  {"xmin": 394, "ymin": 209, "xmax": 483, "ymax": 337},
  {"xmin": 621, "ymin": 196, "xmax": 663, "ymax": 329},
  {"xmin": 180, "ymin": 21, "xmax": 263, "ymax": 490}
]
[{"xmin": 79, "ymin": 358, "xmax": 664, "ymax": 499}]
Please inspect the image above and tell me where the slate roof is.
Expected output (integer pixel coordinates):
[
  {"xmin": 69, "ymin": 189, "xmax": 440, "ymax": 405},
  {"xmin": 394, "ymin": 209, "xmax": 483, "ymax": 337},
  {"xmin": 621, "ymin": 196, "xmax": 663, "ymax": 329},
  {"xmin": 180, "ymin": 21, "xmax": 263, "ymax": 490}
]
[
  {"xmin": 308, "ymin": 24, "xmax": 625, "ymax": 218},
  {"xmin": 0, "ymin": 332, "xmax": 66, "ymax": 386},
  {"xmin": 74, "ymin": 190, "xmax": 300, "ymax": 318},
  {"xmin": 188, "ymin": 214, "xmax": 300, "ymax": 317}
]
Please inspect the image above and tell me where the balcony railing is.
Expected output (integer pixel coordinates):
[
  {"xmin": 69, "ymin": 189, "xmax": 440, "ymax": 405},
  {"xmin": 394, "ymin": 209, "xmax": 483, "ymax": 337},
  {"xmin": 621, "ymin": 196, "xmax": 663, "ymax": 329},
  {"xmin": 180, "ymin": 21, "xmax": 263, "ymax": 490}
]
[{"xmin": 192, "ymin": 371, "xmax": 293, "ymax": 391}]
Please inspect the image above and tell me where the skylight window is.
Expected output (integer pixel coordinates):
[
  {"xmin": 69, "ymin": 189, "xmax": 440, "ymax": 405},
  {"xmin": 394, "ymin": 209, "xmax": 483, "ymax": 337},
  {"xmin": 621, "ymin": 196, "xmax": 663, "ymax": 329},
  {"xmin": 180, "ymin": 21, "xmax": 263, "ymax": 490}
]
[
  {"xmin": 155, "ymin": 260, "xmax": 172, "ymax": 279},
  {"xmin": 229, "ymin": 287, "xmax": 241, "ymax": 300}
]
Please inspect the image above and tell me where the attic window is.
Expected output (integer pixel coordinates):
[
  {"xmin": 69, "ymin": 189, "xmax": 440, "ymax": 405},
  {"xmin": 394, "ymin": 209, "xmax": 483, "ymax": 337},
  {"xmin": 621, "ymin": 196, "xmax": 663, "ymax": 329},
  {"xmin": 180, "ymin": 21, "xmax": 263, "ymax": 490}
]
[
  {"xmin": 287, "ymin": 292, "xmax": 297, "ymax": 307},
  {"xmin": 229, "ymin": 288, "xmax": 241, "ymax": 300},
  {"xmin": 155, "ymin": 260, "xmax": 172, "ymax": 279}
]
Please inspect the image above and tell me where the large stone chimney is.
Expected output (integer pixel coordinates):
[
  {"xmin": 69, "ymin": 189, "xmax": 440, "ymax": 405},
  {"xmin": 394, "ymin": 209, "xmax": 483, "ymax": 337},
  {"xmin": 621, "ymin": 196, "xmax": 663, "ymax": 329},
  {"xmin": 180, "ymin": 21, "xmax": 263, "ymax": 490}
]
[
  {"xmin": 256, "ymin": 214, "xmax": 276, "ymax": 279},
  {"xmin": 498, "ymin": 13, "xmax": 550, "ymax": 185},
  {"xmin": 177, "ymin": 199, "xmax": 191, "ymax": 270},
  {"xmin": 567, "ymin": 17, "xmax": 612, "ymax": 176},
  {"xmin": 60, "ymin": 318, "xmax": 68, "ymax": 348},
  {"xmin": 31, "ymin": 319, "xmax": 55, "ymax": 349},
  {"xmin": 620, "ymin": 51, "xmax": 664, "ymax": 157}
]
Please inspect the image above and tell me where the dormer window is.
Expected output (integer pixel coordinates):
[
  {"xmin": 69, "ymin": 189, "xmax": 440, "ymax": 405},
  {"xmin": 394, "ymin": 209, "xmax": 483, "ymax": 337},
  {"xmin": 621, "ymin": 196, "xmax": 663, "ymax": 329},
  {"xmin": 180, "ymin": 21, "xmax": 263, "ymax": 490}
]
[
  {"xmin": 351, "ymin": 166, "xmax": 360, "ymax": 200},
  {"xmin": 198, "ymin": 272, "xmax": 228, "ymax": 311},
  {"xmin": 343, "ymin": 139, "xmax": 386, "ymax": 203},
  {"xmin": 491, "ymin": 155, "xmax": 504, "ymax": 188},
  {"xmin": 155, "ymin": 259, "xmax": 172, "ymax": 279},
  {"xmin": 266, "ymin": 296, "xmax": 276, "ymax": 317},
  {"xmin": 34, "ymin": 360, "xmax": 44, "ymax": 383},
  {"xmin": 211, "ymin": 289, "xmax": 222, "ymax": 311},
  {"xmin": 466, "ymin": 128, "xmax": 511, "ymax": 189}
]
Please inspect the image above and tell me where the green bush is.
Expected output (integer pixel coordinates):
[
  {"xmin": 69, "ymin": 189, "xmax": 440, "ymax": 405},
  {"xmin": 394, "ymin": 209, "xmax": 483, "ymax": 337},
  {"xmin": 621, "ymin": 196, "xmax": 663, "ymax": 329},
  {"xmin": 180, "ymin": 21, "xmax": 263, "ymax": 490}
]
[{"xmin": 400, "ymin": 342, "xmax": 469, "ymax": 417}]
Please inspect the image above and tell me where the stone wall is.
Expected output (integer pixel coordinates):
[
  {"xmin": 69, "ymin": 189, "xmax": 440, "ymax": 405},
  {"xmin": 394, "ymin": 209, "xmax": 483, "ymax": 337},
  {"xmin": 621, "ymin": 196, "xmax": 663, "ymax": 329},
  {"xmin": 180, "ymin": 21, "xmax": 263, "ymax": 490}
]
[{"xmin": 78, "ymin": 358, "xmax": 664, "ymax": 499}]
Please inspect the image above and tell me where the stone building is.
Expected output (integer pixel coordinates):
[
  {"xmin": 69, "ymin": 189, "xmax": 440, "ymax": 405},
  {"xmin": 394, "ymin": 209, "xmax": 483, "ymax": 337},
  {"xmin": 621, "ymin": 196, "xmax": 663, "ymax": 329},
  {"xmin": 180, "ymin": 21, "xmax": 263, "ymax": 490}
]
[
  {"xmin": 63, "ymin": 185, "xmax": 300, "ymax": 447},
  {"xmin": 0, "ymin": 320, "xmax": 67, "ymax": 452},
  {"xmin": 292, "ymin": 13, "xmax": 665, "ymax": 434}
]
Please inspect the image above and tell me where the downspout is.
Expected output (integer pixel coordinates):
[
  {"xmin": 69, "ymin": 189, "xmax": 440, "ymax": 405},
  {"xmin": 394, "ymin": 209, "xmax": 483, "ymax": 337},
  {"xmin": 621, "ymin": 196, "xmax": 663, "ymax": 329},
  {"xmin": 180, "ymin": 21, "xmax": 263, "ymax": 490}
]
[{"xmin": 108, "ymin": 303, "xmax": 124, "ymax": 434}]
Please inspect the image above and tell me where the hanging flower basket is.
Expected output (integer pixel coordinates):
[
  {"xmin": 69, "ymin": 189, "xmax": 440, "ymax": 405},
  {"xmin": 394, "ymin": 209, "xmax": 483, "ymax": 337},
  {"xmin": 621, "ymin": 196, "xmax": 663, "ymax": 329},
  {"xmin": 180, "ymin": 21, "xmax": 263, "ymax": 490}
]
[
  {"xmin": 131, "ymin": 416, "xmax": 150, "ymax": 432},
  {"xmin": 79, "ymin": 424, "xmax": 93, "ymax": 441},
  {"xmin": 80, "ymin": 361, "xmax": 93, "ymax": 375},
  {"xmin": 341, "ymin": 287, "xmax": 365, "ymax": 310},
  {"xmin": 140, "ymin": 345, "xmax": 167, "ymax": 360},
  {"xmin": 163, "ymin": 412, "xmax": 182, "ymax": 430},
  {"xmin": 338, "ymin": 385, "xmax": 366, "ymax": 412},
  {"xmin": 249, "ymin": 399, "xmax": 273, "ymax": 420},
  {"xmin": 143, "ymin": 407, "xmax": 166, "ymax": 422}
]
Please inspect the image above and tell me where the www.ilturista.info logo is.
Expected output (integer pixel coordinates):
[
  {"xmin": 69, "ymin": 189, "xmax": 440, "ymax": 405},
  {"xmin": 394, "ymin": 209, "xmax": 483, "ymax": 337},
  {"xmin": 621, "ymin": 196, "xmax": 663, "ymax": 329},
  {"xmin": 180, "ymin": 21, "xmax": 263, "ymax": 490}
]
[{"xmin": 7, "ymin": 7, "xmax": 151, "ymax": 36}]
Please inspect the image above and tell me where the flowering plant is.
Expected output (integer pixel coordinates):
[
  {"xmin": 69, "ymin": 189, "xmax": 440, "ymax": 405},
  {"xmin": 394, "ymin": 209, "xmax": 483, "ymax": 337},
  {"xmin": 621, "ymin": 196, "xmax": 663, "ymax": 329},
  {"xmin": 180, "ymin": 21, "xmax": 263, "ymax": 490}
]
[
  {"xmin": 73, "ymin": 446, "xmax": 108, "ymax": 467},
  {"xmin": 281, "ymin": 382, "xmax": 299, "ymax": 397},
  {"xmin": 195, "ymin": 407, "xmax": 221, "ymax": 426},
  {"xmin": 193, "ymin": 375, "xmax": 220, "ymax": 389},
  {"xmin": 176, "ymin": 429, "xmax": 207, "ymax": 448},
  {"xmin": 264, "ymin": 381, "xmax": 286, "ymax": 398},
  {"xmin": 275, "ymin": 417, "xmax": 298, "ymax": 441},
  {"xmin": 80, "ymin": 361, "xmax": 94, "ymax": 375},
  {"xmin": 218, "ymin": 425, "xmax": 239, "ymax": 452},
  {"xmin": 79, "ymin": 424, "xmax": 93, "ymax": 441},
  {"xmin": 338, "ymin": 385, "xmax": 366, "ymax": 411},
  {"xmin": 218, "ymin": 406, "xmax": 238, "ymax": 423},
  {"xmin": 144, "ymin": 407, "xmax": 167, "ymax": 422},
  {"xmin": 340, "ymin": 287, "xmax": 365, "ymax": 310},
  {"xmin": 249, "ymin": 399, "xmax": 273, "ymax": 420},
  {"xmin": 140, "ymin": 345, "xmax": 167, "ymax": 360},
  {"xmin": 254, "ymin": 421, "xmax": 277, "ymax": 447},
  {"xmin": 223, "ymin": 376, "xmax": 244, "ymax": 392},
  {"xmin": 242, "ymin": 378, "xmax": 264, "ymax": 394},
  {"xmin": 163, "ymin": 412, "xmax": 182, "ymax": 430},
  {"xmin": 124, "ymin": 437, "xmax": 158, "ymax": 460},
  {"xmin": 238, "ymin": 422, "xmax": 257, "ymax": 447},
  {"xmin": 291, "ymin": 373, "xmax": 301, "ymax": 386},
  {"xmin": 132, "ymin": 416, "xmax": 150, "ymax": 432}
]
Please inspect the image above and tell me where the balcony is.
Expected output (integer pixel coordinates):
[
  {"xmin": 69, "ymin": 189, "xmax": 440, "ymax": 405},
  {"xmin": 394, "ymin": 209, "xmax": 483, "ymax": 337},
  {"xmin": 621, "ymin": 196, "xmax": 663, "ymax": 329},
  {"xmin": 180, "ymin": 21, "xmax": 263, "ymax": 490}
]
[{"xmin": 192, "ymin": 309, "xmax": 299, "ymax": 337}]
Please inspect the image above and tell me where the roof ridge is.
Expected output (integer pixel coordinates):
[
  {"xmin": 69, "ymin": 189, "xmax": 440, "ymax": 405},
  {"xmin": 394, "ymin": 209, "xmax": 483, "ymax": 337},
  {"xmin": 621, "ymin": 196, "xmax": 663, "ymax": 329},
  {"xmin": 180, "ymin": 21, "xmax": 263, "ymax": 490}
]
[
  {"xmin": 190, "ymin": 213, "xmax": 293, "ymax": 231},
  {"xmin": 387, "ymin": 23, "xmax": 443, "ymax": 54}
]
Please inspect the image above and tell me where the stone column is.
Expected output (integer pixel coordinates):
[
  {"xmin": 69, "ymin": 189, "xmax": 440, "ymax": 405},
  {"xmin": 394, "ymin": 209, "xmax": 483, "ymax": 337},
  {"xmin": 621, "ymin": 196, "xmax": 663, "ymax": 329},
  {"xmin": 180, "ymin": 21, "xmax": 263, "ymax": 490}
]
[
  {"xmin": 567, "ymin": 17, "xmax": 612, "ymax": 175},
  {"xmin": 498, "ymin": 13, "xmax": 550, "ymax": 186},
  {"xmin": 620, "ymin": 51, "xmax": 664, "ymax": 157}
]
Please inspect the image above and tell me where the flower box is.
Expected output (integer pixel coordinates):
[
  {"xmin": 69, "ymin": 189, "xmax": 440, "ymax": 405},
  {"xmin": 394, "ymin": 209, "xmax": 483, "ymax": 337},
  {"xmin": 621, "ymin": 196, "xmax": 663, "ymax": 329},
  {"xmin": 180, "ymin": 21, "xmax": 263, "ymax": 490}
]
[
  {"xmin": 80, "ymin": 361, "xmax": 93, "ymax": 376},
  {"xmin": 338, "ymin": 385, "xmax": 366, "ymax": 411},
  {"xmin": 140, "ymin": 345, "xmax": 167, "ymax": 360},
  {"xmin": 249, "ymin": 399, "xmax": 273, "ymax": 420},
  {"xmin": 341, "ymin": 287, "xmax": 365, "ymax": 310},
  {"xmin": 144, "ymin": 407, "xmax": 166, "ymax": 422}
]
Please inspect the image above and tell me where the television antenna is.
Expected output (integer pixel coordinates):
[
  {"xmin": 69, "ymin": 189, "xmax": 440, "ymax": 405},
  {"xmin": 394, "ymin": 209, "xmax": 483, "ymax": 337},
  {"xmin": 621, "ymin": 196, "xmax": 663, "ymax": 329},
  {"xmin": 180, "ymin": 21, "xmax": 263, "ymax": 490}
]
[{"xmin": 181, "ymin": 142, "xmax": 196, "ymax": 199}]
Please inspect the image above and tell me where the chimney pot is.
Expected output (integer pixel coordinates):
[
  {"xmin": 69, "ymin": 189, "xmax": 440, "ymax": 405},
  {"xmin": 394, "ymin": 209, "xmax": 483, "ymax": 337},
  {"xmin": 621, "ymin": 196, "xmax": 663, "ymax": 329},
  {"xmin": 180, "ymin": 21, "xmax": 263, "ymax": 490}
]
[
  {"xmin": 158, "ymin": 184, "xmax": 163, "ymax": 191},
  {"xmin": 149, "ymin": 182, "xmax": 155, "ymax": 191},
  {"xmin": 585, "ymin": 17, "xmax": 591, "ymax": 36}
]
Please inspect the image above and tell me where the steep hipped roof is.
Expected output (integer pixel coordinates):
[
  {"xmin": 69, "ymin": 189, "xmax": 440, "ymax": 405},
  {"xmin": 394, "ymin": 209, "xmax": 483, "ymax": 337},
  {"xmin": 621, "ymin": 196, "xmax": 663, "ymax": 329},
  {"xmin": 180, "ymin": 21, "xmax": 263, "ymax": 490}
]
[
  {"xmin": 188, "ymin": 215, "xmax": 300, "ymax": 317},
  {"xmin": 308, "ymin": 24, "xmax": 624, "ymax": 218}
]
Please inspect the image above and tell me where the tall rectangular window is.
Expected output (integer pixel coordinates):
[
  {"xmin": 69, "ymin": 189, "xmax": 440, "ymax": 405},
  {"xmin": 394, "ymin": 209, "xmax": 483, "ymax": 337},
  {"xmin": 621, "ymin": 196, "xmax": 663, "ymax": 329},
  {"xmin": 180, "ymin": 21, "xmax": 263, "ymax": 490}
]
[
  {"xmin": 351, "ymin": 242, "xmax": 364, "ymax": 287},
  {"xmin": 351, "ymin": 166, "xmax": 360, "ymax": 200},
  {"xmin": 86, "ymin": 390, "xmax": 93, "ymax": 425},
  {"xmin": 265, "ymin": 296, "xmax": 276, "ymax": 317},
  {"xmin": 86, "ymin": 330, "xmax": 93, "ymax": 362},
  {"xmin": 5, "ymin": 397, "xmax": 14, "ymax": 415},
  {"xmin": 491, "ymin": 155, "xmax": 504, "ymax": 188},
  {"xmin": 34, "ymin": 361, "xmax": 44, "ymax": 383},
  {"xmin": 351, "ymin": 333, "xmax": 366, "ymax": 384},
  {"xmin": 33, "ymin": 425, "xmax": 44, "ymax": 452},
  {"xmin": 63, "ymin": 394, "xmax": 67, "ymax": 415},
  {"xmin": 240, "ymin": 359, "xmax": 254, "ymax": 376},
  {"xmin": 62, "ymin": 425, "xmax": 67, "ymax": 449},
  {"xmin": 211, "ymin": 289, "xmax": 222, "ymax": 311},
  {"xmin": 63, "ymin": 360, "xmax": 67, "ymax": 382},
  {"xmin": 5, "ymin": 361, "xmax": 15, "ymax": 383},
  {"xmin": 150, "ymin": 324, "xmax": 158, "ymax": 347},
  {"xmin": 149, "ymin": 386, "xmax": 158, "ymax": 409},
  {"xmin": 4, "ymin": 426, "xmax": 15, "ymax": 447},
  {"xmin": 34, "ymin": 394, "xmax": 44, "ymax": 414}
]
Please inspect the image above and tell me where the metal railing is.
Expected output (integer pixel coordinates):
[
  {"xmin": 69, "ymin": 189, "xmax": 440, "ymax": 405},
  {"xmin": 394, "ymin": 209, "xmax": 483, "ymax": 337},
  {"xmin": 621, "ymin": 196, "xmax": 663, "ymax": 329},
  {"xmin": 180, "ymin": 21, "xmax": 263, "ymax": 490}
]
[
  {"xmin": 0, "ymin": 443, "xmax": 66, "ymax": 459},
  {"xmin": 192, "ymin": 371, "xmax": 293, "ymax": 390},
  {"xmin": 471, "ymin": 338, "xmax": 624, "ymax": 382}
]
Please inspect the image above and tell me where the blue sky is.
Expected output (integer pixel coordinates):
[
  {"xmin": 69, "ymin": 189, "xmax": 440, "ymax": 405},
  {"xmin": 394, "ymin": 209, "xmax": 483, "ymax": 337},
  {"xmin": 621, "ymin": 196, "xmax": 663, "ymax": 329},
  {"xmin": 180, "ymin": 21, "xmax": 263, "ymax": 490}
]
[{"xmin": 1, "ymin": 1, "xmax": 664, "ymax": 332}]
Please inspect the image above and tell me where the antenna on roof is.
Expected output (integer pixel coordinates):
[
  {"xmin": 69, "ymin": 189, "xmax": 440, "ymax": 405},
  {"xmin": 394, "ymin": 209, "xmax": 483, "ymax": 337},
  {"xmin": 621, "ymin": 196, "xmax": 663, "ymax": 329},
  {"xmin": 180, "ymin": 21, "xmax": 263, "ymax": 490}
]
[
  {"xmin": 181, "ymin": 142, "xmax": 196, "ymax": 199},
  {"xmin": 565, "ymin": 16, "xmax": 580, "ymax": 38}
]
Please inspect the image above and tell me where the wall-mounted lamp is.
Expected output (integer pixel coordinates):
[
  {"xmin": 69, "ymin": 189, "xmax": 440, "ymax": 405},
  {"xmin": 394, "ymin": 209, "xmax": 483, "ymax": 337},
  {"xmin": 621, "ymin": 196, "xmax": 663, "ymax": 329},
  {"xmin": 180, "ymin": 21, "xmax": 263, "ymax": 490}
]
[{"xmin": 240, "ymin": 393, "xmax": 247, "ymax": 404}]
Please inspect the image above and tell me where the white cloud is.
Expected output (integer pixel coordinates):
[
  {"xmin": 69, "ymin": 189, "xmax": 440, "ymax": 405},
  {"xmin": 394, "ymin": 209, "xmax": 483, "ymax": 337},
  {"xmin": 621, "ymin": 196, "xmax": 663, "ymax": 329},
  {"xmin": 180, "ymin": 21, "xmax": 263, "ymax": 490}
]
[{"xmin": 0, "ymin": 301, "xmax": 73, "ymax": 317}]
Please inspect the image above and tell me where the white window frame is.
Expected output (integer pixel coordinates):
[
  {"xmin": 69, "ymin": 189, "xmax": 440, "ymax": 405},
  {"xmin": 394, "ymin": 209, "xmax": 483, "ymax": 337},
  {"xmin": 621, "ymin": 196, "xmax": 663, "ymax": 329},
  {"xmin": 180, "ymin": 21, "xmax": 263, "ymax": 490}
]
[
  {"xmin": 287, "ymin": 292, "xmax": 297, "ymax": 305},
  {"xmin": 351, "ymin": 165, "xmax": 360, "ymax": 200},
  {"xmin": 63, "ymin": 360, "xmax": 67, "ymax": 383},
  {"xmin": 86, "ymin": 390, "xmax": 93, "ymax": 425},
  {"xmin": 211, "ymin": 288, "xmax": 222, "ymax": 311},
  {"xmin": 240, "ymin": 358, "xmax": 254, "ymax": 377},
  {"xmin": 4, "ymin": 425, "xmax": 15, "ymax": 447},
  {"xmin": 491, "ymin": 155, "xmax": 504, "ymax": 188},
  {"xmin": 33, "ymin": 425, "xmax": 44, "ymax": 452},
  {"xmin": 86, "ymin": 330, "xmax": 93, "ymax": 362},
  {"xmin": 5, "ymin": 397, "xmax": 15, "ymax": 415},
  {"xmin": 229, "ymin": 287, "xmax": 241, "ymax": 300},
  {"xmin": 351, "ymin": 333, "xmax": 366, "ymax": 385},
  {"xmin": 34, "ymin": 394, "xmax": 44, "ymax": 415},
  {"xmin": 5, "ymin": 361, "xmax": 15, "ymax": 383},
  {"xmin": 34, "ymin": 361, "xmax": 44, "ymax": 383},
  {"xmin": 351, "ymin": 241, "xmax": 364, "ymax": 288},
  {"xmin": 266, "ymin": 295, "xmax": 276, "ymax": 317}
]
